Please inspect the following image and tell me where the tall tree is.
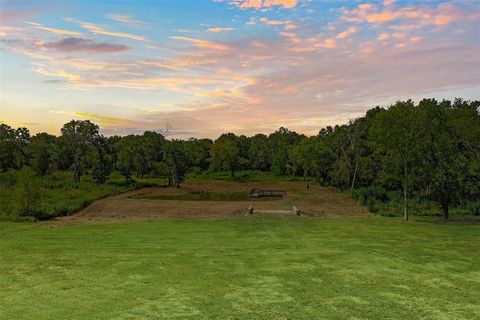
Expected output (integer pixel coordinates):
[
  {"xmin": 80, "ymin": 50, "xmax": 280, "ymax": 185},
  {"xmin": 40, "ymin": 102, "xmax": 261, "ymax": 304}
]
[
  {"xmin": 0, "ymin": 124, "xmax": 19, "ymax": 172},
  {"xmin": 419, "ymin": 99, "xmax": 480, "ymax": 219},
  {"xmin": 91, "ymin": 136, "xmax": 113, "ymax": 184},
  {"xmin": 28, "ymin": 133, "xmax": 56, "ymax": 176},
  {"xmin": 248, "ymin": 134, "xmax": 271, "ymax": 171},
  {"xmin": 115, "ymin": 135, "xmax": 136, "ymax": 184},
  {"xmin": 184, "ymin": 138, "xmax": 212, "ymax": 170},
  {"xmin": 59, "ymin": 120, "xmax": 99, "ymax": 184},
  {"xmin": 369, "ymin": 100, "xmax": 423, "ymax": 221},
  {"xmin": 210, "ymin": 135, "xmax": 239, "ymax": 177},
  {"xmin": 290, "ymin": 138, "xmax": 321, "ymax": 190},
  {"xmin": 269, "ymin": 127, "xmax": 304, "ymax": 175},
  {"xmin": 164, "ymin": 140, "xmax": 188, "ymax": 187}
]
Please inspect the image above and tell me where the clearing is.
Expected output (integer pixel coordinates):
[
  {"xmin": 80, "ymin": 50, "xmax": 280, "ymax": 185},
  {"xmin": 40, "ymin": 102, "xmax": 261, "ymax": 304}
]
[
  {"xmin": 54, "ymin": 181, "xmax": 369, "ymax": 223},
  {"xmin": 2, "ymin": 181, "xmax": 478, "ymax": 319}
]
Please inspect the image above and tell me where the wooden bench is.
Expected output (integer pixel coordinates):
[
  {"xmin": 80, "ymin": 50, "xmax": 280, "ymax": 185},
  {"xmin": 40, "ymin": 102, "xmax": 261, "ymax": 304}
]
[{"xmin": 250, "ymin": 189, "xmax": 286, "ymax": 198}]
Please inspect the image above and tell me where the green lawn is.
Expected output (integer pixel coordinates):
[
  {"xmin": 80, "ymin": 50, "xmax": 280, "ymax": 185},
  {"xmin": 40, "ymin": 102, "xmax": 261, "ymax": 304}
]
[{"xmin": 1, "ymin": 217, "xmax": 479, "ymax": 319}]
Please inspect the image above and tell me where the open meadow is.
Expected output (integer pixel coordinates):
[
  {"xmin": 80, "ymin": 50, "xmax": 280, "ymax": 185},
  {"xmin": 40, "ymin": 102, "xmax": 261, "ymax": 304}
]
[
  {"xmin": 1, "ymin": 217, "xmax": 479, "ymax": 319},
  {"xmin": 1, "ymin": 178, "xmax": 479, "ymax": 319}
]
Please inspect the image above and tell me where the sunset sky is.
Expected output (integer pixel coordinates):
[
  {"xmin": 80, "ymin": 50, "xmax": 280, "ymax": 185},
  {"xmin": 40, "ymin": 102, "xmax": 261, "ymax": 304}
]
[{"xmin": 1, "ymin": 0, "xmax": 479, "ymax": 138}]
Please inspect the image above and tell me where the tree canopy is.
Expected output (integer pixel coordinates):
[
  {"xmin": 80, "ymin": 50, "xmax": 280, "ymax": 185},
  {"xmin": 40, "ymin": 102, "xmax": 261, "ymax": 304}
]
[{"xmin": 1, "ymin": 98, "xmax": 478, "ymax": 219}]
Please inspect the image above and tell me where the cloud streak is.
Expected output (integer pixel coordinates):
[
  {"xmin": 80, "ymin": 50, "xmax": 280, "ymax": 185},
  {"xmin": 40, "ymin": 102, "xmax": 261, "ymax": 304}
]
[
  {"xmin": 230, "ymin": 0, "xmax": 297, "ymax": 9},
  {"xmin": 107, "ymin": 14, "xmax": 145, "ymax": 27},
  {"xmin": 64, "ymin": 18, "xmax": 147, "ymax": 41},
  {"xmin": 170, "ymin": 36, "xmax": 231, "ymax": 50},
  {"xmin": 24, "ymin": 21, "xmax": 82, "ymax": 35},
  {"xmin": 207, "ymin": 27, "xmax": 235, "ymax": 32},
  {"xmin": 45, "ymin": 37, "xmax": 129, "ymax": 53}
]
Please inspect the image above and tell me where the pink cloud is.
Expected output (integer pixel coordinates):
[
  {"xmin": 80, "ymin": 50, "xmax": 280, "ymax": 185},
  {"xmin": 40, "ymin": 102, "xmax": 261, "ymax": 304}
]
[
  {"xmin": 24, "ymin": 21, "xmax": 83, "ymax": 35},
  {"xmin": 208, "ymin": 27, "xmax": 236, "ymax": 32},
  {"xmin": 2, "ymin": 0, "xmax": 479, "ymax": 138},
  {"xmin": 64, "ymin": 18, "xmax": 147, "ymax": 41},
  {"xmin": 336, "ymin": 26, "xmax": 358, "ymax": 40},
  {"xmin": 45, "ymin": 37, "xmax": 129, "ymax": 53},
  {"xmin": 0, "ymin": 8, "xmax": 39, "ymax": 25},
  {"xmin": 342, "ymin": 2, "xmax": 471, "ymax": 27},
  {"xmin": 170, "ymin": 36, "xmax": 231, "ymax": 51},
  {"xmin": 230, "ymin": 0, "xmax": 297, "ymax": 9}
]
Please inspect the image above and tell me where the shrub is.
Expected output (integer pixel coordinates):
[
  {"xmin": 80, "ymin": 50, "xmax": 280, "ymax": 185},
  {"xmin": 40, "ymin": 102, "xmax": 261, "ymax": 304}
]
[
  {"xmin": 352, "ymin": 186, "xmax": 388, "ymax": 206},
  {"xmin": 366, "ymin": 198, "xmax": 379, "ymax": 213},
  {"xmin": 467, "ymin": 201, "xmax": 480, "ymax": 216},
  {"xmin": 13, "ymin": 168, "xmax": 44, "ymax": 218}
]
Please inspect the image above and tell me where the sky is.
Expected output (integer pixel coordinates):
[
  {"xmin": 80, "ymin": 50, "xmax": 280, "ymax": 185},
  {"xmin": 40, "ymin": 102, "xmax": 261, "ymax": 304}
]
[{"xmin": 0, "ymin": 0, "xmax": 479, "ymax": 138}]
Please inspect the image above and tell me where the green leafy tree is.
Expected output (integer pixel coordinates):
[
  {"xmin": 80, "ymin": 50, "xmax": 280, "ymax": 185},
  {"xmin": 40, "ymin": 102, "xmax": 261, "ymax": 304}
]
[
  {"xmin": 15, "ymin": 127, "xmax": 30, "ymax": 169},
  {"xmin": 28, "ymin": 133, "xmax": 56, "ymax": 176},
  {"xmin": 0, "ymin": 124, "xmax": 19, "ymax": 172},
  {"xmin": 290, "ymin": 138, "xmax": 321, "ymax": 190},
  {"xmin": 115, "ymin": 135, "xmax": 137, "ymax": 184},
  {"xmin": 210, "ymin": 135, "xmax": 239, "ymax": 177},
  {"xmin": 91, "ymin": 136, "xmax": 113, "ymax": 184},
  {"xmin": 0, "ymin": 124, "xmax": 30, "ymax": 171},
  {"xmin": 419, "ymin": 99, "xmax": 480, "ymax": 219},
  {"xmin": 184, "ymin": 138, "xmax": 212, "ymax": 170},
  {"xmin": 164, "ymin": 140, "xmax": 188, "ymax": 187},
  {"xmin": 369, "ymin": 100, "xmax": 423, "ymax": 221},
  {"xmin": 59, "ymin": 120, "xmax": 99, "ymax": 184},
  {"xmin": 269, "ymin": 127, "xmax": 304, "ymax": 175},
  {"xmin": 248, "ymin": 134, "xmax": 271, "ymax": 171}
]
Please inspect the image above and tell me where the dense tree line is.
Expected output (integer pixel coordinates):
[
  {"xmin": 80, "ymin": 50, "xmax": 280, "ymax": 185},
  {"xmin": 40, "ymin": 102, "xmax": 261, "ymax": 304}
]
[{"xmin": 1, "ymin": 98, "xmax": 479, "ymax": 220}]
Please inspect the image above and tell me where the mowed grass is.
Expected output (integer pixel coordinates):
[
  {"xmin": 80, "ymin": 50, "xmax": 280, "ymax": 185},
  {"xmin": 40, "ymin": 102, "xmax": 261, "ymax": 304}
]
[{"xmin": 1, "ymin": 217, "xmax": 479, "ymax": 319}]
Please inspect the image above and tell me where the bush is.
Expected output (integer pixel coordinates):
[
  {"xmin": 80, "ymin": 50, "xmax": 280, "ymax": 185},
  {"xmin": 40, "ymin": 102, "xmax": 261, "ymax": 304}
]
[
  {"xmin": 467, "ymin": 201, "xmax": 480, "ymax": 216},
  {"xmin": 0, "ymin": 170, "xmax": 140, "ymax": 221},
  {"xmin": 351, "ymin": 186, "xmax": 388, "ymax": 205},
  {"xmin": 366, "ymin": 198, "xmax": 379, "ymax": 213},
  {"xmin": 13, "ymin": 168, "xmax": 44, "ymax": 218}
]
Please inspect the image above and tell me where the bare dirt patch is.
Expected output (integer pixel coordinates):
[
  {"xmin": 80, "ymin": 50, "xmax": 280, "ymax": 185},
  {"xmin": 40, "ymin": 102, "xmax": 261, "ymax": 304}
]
[{"xmin": 52, "ymin": 181, "xmax": 370, "ymax": 223}]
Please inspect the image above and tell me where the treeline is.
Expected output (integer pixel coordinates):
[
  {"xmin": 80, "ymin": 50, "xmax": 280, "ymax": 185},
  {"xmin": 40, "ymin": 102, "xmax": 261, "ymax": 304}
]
[{"xmin": 1, "ymin": 98, "xmax": 479, "ymax": 220}]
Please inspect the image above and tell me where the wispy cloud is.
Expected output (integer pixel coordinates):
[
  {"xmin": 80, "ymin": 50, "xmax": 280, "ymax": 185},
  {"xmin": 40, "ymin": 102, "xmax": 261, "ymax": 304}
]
[
  {"xmin": 64, "ymin": 18, "xmax": 147, "ymax": 41},
  {"xmin": 229, "ymin": 0, "xmax": 297, "ymax": 9},
  {"xmin": 0, "ymin": 8, "xmax": 39, "ymax": 25},
  {"xmin": 107, "ymin": 14, "xmax": 145, "ymax": 27},
  {"xmin": 24, "ymin": 21, "xmax": 82, "ymax": 36},
  {"xmin": 74, "ymin": 112, "xmax": 133, "ymax": 125},
  {"xmin": 336, "ymin": 26, "xmax": 357, "ymax": 40},
  {"xmin": 258, "ymin": 17, "xmax": 297, "ymax": 30},
  {"xmin": 2, "ymin": 0, "xmax": 479, "ymax": 138},
  {"xmin": 170, "ymin": 36, "xmax": 230, "ymax": 50},
  {"xmin": 341, "ymin": 2, "xmax": 472, "ymax": 26},
  {"xmin": 45, "ymin": 37, "xmax": 129, "ymax": 53},
  {"xmin": 207, "ymin": 27, "xmax": 236, "ymax": 32}
]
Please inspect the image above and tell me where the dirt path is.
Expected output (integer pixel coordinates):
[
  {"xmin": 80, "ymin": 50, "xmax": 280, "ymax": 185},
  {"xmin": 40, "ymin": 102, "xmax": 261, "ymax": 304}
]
[{"xmin": 53, "ymin": 181, "xmax": 370, "ymax": 224}]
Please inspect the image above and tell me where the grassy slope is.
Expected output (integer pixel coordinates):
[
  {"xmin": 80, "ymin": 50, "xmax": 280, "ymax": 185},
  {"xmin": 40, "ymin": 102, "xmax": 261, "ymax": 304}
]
[
  {"xmin": 0, "ymin": 170, "xmax": 288, "ymax": 220},
  {"xmin": 0, "ymin": 171, "xmax": 167, "ymax": 220},
  {"xmin": 1, "ymin": 217, "xmax": 479, "ymax": 319}
]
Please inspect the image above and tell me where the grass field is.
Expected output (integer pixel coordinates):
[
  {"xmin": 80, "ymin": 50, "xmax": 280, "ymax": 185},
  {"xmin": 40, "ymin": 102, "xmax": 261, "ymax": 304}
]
[{"xmin": 1, "ymin": 217, "xmax": 479, "ymax": 319}]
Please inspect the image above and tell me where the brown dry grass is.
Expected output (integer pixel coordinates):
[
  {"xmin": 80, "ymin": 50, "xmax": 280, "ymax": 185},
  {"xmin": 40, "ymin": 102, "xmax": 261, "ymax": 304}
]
[{"xmin": 53, "ymin": 181, "xmax": 370, "ymax": 224}]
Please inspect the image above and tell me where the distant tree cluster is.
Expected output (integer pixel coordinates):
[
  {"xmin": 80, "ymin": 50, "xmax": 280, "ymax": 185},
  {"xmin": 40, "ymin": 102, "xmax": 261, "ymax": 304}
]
[{"xmin": 1, "ymin": 98, "xmax": 479, "ymax": 220}]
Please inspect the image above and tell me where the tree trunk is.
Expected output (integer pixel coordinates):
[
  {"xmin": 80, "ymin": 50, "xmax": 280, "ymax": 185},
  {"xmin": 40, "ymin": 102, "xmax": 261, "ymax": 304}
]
[
  {"xmin": 74, "ymin": 165, "xmax": 81, "ymax": 186},
  {"xmin": 304, "ymin": 171, "xmax": 309, "ymax": 191},
  {"xmin": 403, "ymin": 164, "xmax": 408, "ymax": 221},
  {"xmin": 442, "ymin": 199, "xmax": 449, "ymax": 220},
  {"xmin": 350, "ymin": 160, "xmax": 358, "ymax": 194}
]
